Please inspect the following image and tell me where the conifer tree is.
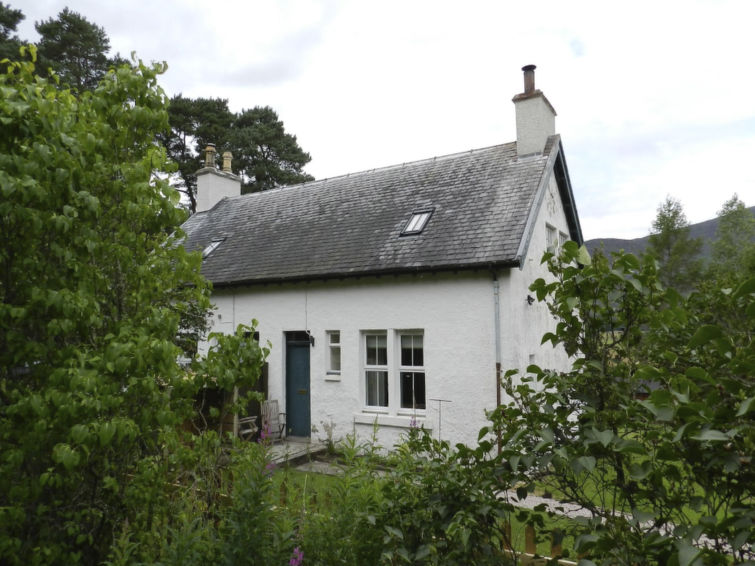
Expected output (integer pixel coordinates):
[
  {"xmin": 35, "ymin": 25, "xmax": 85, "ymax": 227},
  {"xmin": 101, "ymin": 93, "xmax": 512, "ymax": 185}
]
[{"xmin": 646, "ymin": 196, "xmax": 702, "ymax": 291}]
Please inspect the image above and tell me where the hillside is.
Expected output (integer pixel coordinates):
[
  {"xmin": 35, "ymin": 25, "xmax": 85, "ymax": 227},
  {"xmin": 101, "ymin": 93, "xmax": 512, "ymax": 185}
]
[{"xmin": 584, "ymin": 206, "xmax": 755, "ymax": 260}]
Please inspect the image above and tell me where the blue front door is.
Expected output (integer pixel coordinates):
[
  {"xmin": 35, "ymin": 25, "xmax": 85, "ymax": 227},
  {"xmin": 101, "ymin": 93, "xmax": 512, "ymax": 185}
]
[{"xmin": 285, "ymin": 332, "xmax": 311, "ymax": 437}]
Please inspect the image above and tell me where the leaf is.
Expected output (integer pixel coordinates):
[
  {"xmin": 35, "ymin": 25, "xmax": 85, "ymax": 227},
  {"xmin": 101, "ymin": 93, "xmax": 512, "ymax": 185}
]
[
  {"xmin": 688, "ymin": 325, "xmax": 724, "ymax": 348},
  {"xmin": 733, "ymin": 276, "xmax": 755, "ymax": 299},
  {"xmin": 577, "ymin": 245, "xmax": 592, "ymax": 266},
  {"xmin": 99, "ymin": 422, "xmax": 116, "ymax": 447},
  {"xmin": 736, "ymin": 397, "xmax": 755, "ymax": 417},
  {"xmin": 691, "ymin": 429, "xmax": 730, "ymax": 442},
  {"xmin": 414, "ymin": 545, "xmax": 431, "ymax": 560},
  {"xmin": 594, "ymin": 429, "xmax": 613, "ymax": 447},
  {"xmin": 384, "ymin": 526, "xmax": 403, "ymax": 540},
  {"xmin": 573, "ymin": 456, "xmax": 596, "ymax": 473},
  {"xmin": 52, "ymin": 444, "xmax": 80, "ymax": 471},
  {"xmin": 676, "ymin": 540, "xmax": 701, "ymax": 566}
]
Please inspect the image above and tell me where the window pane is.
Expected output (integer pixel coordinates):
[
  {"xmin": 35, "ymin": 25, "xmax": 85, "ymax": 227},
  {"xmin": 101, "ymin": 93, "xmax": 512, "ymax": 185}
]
[
  {"xmin": 329, "ymin": 331, "xmax": 340, "ymax": 345},
  {"xmin": 376, "ymin": 334, "xmax": 387, "ymax": 365},
  {"xmin": 406, "ymin": 215, "xmax": 420, "ymax": 232},
  {"xmin": 401, "ymin": 335, "xmax": 412, "ymax": 365},
  {"xmin": 400, "ymin": 371, "xmax": 425, "ymax": 409},
  {"xmin": 329, "ymin": 346, "xmax": 341, "ymax": 371},
  {"xmin": 365, "ymin": 334, "xmax": 387, "ymax": 366},
  {"xmin": 401, "ymin": 334, "xmax": 423, "ymax": 366},
  {"xmin": 366, "ymin": 370, "xmax": 388, "ymax": 406}
]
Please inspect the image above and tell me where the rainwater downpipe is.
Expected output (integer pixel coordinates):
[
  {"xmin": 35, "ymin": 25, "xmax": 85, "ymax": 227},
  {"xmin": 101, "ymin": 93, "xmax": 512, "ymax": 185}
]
[{"xmin": 493, "ymin": 273, "xmax": 502, "ymax": 455}]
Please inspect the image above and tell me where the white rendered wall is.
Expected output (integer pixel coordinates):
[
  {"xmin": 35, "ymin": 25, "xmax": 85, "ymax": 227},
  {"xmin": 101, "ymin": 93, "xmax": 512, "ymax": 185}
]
[
  {"xmin": 201, "ymin": 174, "xmax": 573, "ymax": 449},
  {"xmin": 498, "ymin": 172, "xmax": 573, "ymax": 382},
  {"xmin": 196, "ymin": 168, "xmax": 240, "ymax": 213},
  {"xmin": 207, "ymin": 273, "xmax": 497, "ymax": 448},
  {"xmin": 514, "ymin": 95, "xmax": 556, "ymax": 156}
]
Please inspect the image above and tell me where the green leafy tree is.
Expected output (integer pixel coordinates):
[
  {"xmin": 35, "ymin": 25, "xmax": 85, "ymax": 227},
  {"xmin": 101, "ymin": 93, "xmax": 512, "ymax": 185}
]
[
  {"xmin": 710, "ymin": 194, "xmax": 755, "ymax": 281},
  {"xmin": 35, "ymin": 7, "xmax": 124, "ymax": 91},
  {"xmin": 0, "ymin": 48, "xmax": 229, "ymax": 564},
  {"xmin": 0, "ymin": 2, "xmax": 23, "ymax": 61},
  {"xmin": 495, "ymin": 243, "xmax": 754, "ymax": 565},
  {"xmin": 646, "ymin": 196, "xmax": 703, "ymax": 292},
  {"xmin": 163, "ymin": 97, "xmax": 313, "ymax": 211}
]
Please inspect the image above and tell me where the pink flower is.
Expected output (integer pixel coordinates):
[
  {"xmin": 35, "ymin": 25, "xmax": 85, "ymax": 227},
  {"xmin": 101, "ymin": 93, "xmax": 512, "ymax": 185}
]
[{"xmin": 289, "ymin": 546, "xmax": 304, "ymax": 565}]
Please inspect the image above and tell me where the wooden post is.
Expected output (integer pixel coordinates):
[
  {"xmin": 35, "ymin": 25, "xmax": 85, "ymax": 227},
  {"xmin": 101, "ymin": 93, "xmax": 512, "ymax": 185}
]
[
  {"xmin": 525, "ymin": 524, "xmax": 537, "ymax": 554},
  {"xmin": 501, "ymin": 521, "xmax": 513, "ymax": 551},
  {"xmin": 551, "ymin": 528, "xmax": 563, "ymax": 557}
]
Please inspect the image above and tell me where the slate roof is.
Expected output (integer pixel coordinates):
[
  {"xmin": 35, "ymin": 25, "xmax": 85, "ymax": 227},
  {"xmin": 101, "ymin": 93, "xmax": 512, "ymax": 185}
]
[{"xmin": 180, "ymin": 135, "xmax": 581, "ymax": 286}]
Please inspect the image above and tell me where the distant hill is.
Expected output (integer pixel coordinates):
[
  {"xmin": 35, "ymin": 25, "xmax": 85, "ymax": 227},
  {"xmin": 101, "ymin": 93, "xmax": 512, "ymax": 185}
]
[{"xmin": 584, "ymin": 206, "xmax": 755, "ymax": 261}]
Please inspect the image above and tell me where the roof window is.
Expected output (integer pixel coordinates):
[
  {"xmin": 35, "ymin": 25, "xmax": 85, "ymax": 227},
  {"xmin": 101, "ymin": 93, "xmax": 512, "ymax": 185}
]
[
  {"xmin": 202, "ymin": 238, "xmax": 225, "ymax": 258},
  {"xmin": 401, "ymin": 209, "xmax": 433, "ymax": 236}
]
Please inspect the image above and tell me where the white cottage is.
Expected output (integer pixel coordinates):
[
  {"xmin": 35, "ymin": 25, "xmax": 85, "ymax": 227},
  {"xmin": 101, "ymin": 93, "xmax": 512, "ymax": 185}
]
[{"xmin": 181, "ymin": 65, "xmax": 583, "ymax": 447}]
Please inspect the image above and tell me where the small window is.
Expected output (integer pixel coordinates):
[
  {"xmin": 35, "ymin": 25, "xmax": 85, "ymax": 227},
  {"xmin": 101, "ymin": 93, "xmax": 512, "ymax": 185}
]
[
  {"xmin": 327, "ymin": 331, "xmax": 341, "ymax": 375},
  {"xmin": 559, "ymin": 231, "xmax": 569, "ymax": 249},
  {"xmin": 399, "ymin": 333, "xmax": 425, "ymax": 410},
  {"xmin": 364, "ymin": 333, "xmax": 388, "ymax": 407},
  {"xmin": 202, "ymin": 238, "xmax": 225, "ymax": 258},
  {"xmin": 546, "ymin": 225, "xmax": 558, "ymax": 254},
  {"xmin": 401, "ymin": 209, "xmax": 433, "ymax": 235}
]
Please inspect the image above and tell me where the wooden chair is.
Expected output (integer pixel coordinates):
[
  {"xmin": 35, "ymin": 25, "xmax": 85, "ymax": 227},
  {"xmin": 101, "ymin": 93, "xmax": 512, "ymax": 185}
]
[
  {"xmin": 237, "ymin": 415, "xmax": 258, "ymax": 441},
  {"xmin": 261, "ymin": 400, "xmax": 286, "ymax": 441}
]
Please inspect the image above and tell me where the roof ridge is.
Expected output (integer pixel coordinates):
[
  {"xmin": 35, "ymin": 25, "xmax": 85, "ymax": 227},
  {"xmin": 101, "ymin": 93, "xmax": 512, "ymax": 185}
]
[{"xmin": 224, "ymin": 141, "xmax": 517, "ymax": 201}]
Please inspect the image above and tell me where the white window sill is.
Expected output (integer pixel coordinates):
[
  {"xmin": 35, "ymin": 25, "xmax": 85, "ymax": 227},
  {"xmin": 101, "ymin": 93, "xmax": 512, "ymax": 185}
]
[
  {"xmin": 324, "ymin": 374, "xmax": 341, "ymax": 382},
  {"xmin": 353, "ymin": 413, "xmax": 430, "ymax": 430},
  {"xmin": 397, "ymin": 409, "xmax": 427, "ymax": 418}
]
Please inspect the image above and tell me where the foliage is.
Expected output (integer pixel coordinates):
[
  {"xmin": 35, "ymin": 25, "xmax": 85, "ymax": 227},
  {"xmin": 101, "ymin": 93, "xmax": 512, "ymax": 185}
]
[
  {"xmin": 230, "ymin": 105, "xmax": 315, "ymax": 193},
  {"xmin": 223, "ymin": 438, "xmax": 297, "ymax": 566},
  {"xmin": 495, "ymin": 241, "xmax": 755, "ymax": 565},
  {"xmin": 372, "ymin": 426, "xmax": 518, "ymax": 565},
  {"xmin": 159, "ymin": 95, "xmax": 234, "ymax": 212},
  {"xmin": 646, "ymin": 196, "xmax": 703, "ymax": 292},
  {"xmin": 182, "ymin": 322, "xmax": 270, "ymax": 433},
  {"xmin": 0, "ymin": 2, "xmax": 23, "ymax": 62},
  {"xmin": 0, "ymin": 48, "xmax": 270, "ymax": 565},
  {"xmin": 709, "ymin": 194, "xmax": 755, "ymax": 282},
  {"xmin": 35, "ymin": 7, "xmax": 125, "ymax": 92},
  {"xmin": 162, "ymin": 96, "xmax": 314, "ymax": 211}
]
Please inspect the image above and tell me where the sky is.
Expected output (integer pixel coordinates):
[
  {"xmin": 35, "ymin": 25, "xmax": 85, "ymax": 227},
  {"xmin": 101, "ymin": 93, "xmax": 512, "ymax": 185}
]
[{"xmin": 13, "ymin": 0, "xmax": 755, "ymax": 240}]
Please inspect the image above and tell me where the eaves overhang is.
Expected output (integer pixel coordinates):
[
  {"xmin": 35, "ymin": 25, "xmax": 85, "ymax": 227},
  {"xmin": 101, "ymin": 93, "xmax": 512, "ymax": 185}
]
[{"xmin": 208, "ymin": 258, "xmax": 521, "ymax": 288}]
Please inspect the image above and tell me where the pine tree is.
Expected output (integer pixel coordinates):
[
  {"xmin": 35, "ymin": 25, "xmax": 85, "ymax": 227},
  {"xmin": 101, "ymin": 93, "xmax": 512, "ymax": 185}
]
[
  {"xmin": 163, "ymin": 96, "xmax": 314, "ymax": 211},
  {"xmin": 0, "ymin": 2, "xmax": 23, "ymax": 61},
  {"xmin": 646, "ymin": 196, "xmax": 702, "ymax": 291},
  {"xmin": 35, "ymin": 7, "xmax": 123, "ymax": 91},
  {"xmin": 710, "ymin": 194, "xmax": 755, "ymax": 281}
]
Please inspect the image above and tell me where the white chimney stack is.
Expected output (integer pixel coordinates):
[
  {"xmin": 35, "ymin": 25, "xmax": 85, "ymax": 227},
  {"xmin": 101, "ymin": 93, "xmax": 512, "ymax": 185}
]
[
  {"xmin": 512, "ymin": 65, "xmax": 557, "ymax": 157},
  {"xmin": 195, "ymin": 144, "xmax": 241, "ymax": 212}
]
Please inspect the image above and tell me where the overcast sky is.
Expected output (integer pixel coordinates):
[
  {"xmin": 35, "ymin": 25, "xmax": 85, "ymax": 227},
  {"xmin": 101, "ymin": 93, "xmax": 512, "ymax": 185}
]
[{"xmin": 14, "ymin": 0, "xmax": 755, "ymax": 240}]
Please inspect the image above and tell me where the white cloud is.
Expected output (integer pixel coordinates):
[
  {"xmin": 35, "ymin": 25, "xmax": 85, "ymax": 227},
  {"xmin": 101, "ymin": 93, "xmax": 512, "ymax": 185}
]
[{"xmin": 12, "ymin": 0, "xmax": 755, "ymax": 240}]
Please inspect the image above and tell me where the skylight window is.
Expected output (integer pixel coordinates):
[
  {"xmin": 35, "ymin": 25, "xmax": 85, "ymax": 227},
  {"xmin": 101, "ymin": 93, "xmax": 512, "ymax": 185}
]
[
  {"xmin": 202, "ymin": 238, "xmax": 225, "ymax": 258},
  {"xmin": 401, "ymin": 209, "xmax": 433, "ymax": 236}
]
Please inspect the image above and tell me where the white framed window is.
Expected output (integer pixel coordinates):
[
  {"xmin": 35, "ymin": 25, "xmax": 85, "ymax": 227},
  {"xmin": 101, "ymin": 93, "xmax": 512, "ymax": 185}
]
[
  {"xmin": 326, "ymin": 330, "xmax": 341, "ymax": 376},
  {"xmin": 546, "ymin": 224, "xmax": 570, "ymax": 255},
  {"xmin": 202, "ymin": 238, "xmax": 225, "ymax": 258},
  {"xmin": 546, "ymin": 224, "xmax": 558, "ymax": 254},
  {"xmin": 399, "ymin": 333, "xmax": 425, "ymax": 410},
  {"xmin": 401, "ymin": 209, "xmax": 433, "ymax": 235},
  {"xmin": 364, "ymin": 332, "xmax": 388, "ymax": 407}
]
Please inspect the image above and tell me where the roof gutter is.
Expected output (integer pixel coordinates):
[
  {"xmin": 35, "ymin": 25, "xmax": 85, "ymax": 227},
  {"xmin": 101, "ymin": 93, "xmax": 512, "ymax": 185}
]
[{"xmin": 208, "ymin": 259, "xmax": 521, "ymax": 289}]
